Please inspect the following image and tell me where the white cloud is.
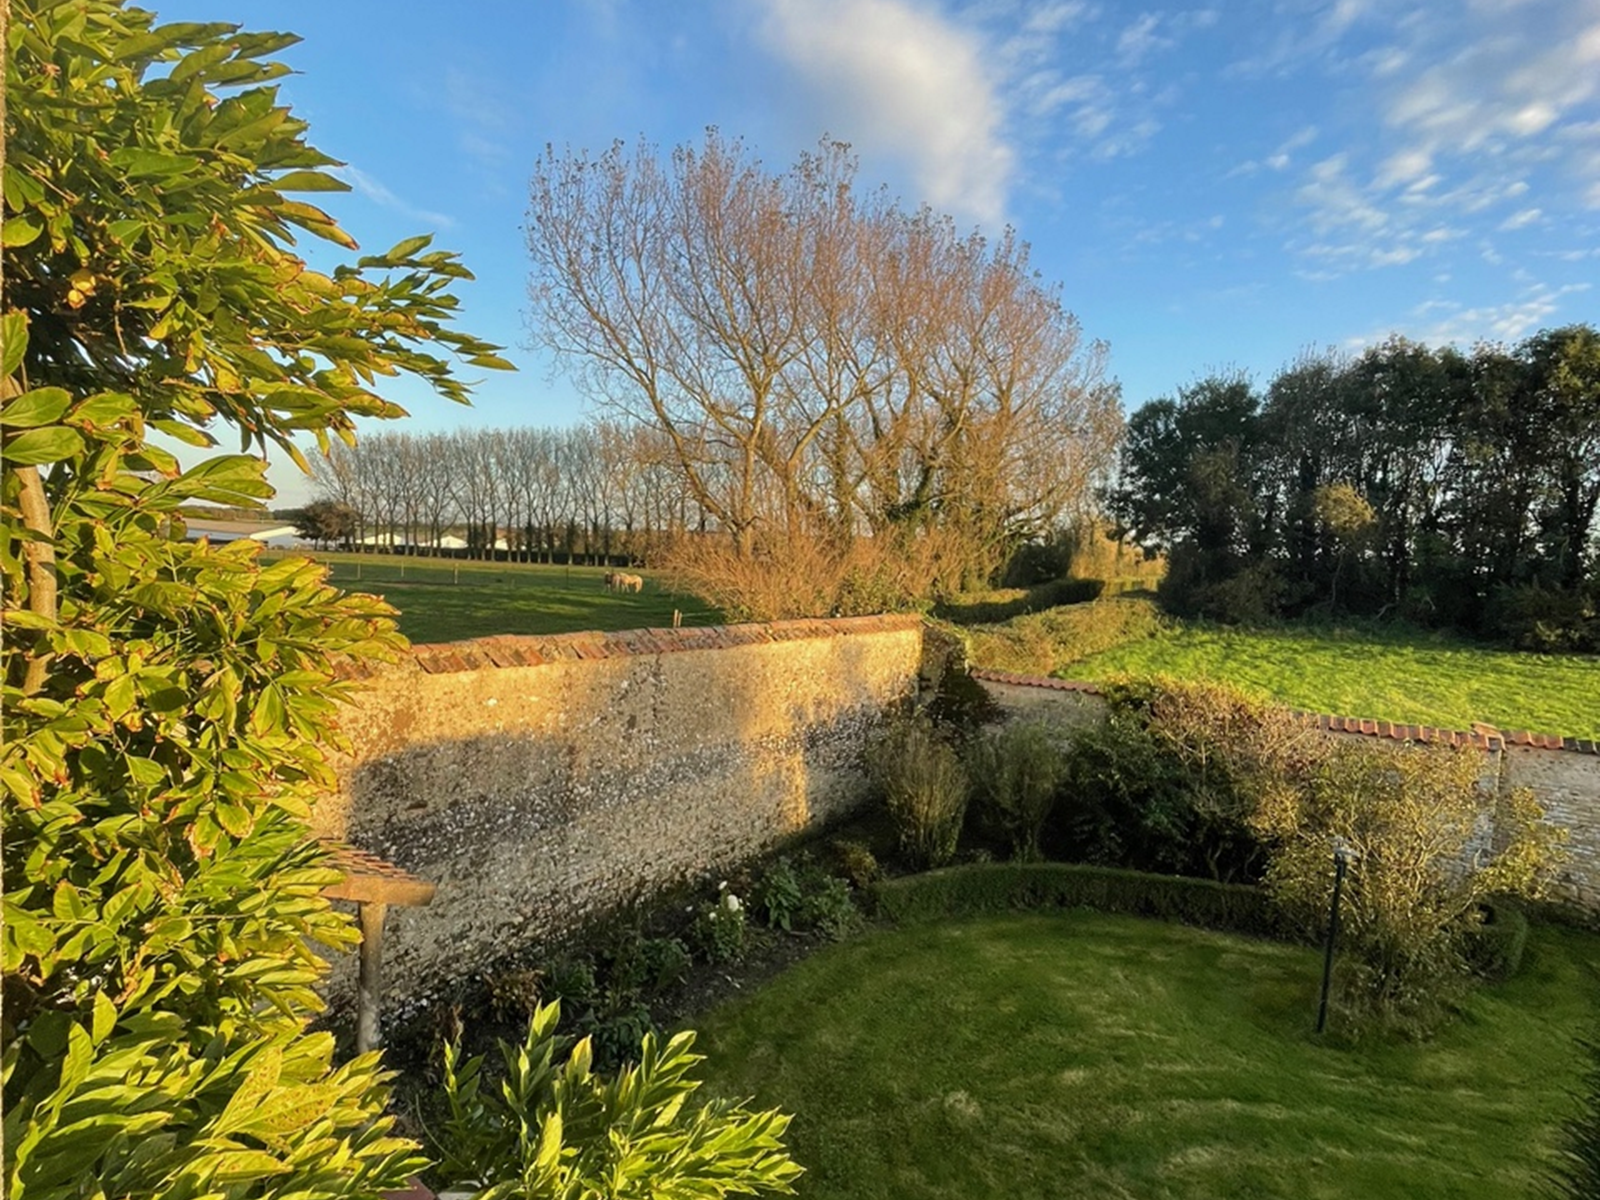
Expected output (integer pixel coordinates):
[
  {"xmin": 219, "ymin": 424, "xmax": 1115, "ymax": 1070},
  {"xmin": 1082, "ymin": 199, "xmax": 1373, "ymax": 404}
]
[
  {"xmin": 756, "ymin": 0, "xmax": 1015, "ymax": 224},
  {"xmin": 336, "ymin": 166, "xmax": 457, "ymax": 231},
  {"xmin": 1394, "ymin": 281, "xmax": 1593, "ymax": 346},
  {"xmin": 1499, "ymin": 207, "xmax": 1544, "ymax": 230},
  {"xmin": 1115, "ymin": 14, "xmax": 1169, "ymax": 66}
]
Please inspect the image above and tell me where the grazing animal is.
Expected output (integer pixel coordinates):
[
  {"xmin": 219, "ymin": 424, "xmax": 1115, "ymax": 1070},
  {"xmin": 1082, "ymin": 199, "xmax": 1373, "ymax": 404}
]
[
  {"xmin": 602, "ymin": 571, "xmax": 618, "ymax": 592},
  {"xmin": 621, "ymin": 572, "xmax": 644, "ymax": 593}
]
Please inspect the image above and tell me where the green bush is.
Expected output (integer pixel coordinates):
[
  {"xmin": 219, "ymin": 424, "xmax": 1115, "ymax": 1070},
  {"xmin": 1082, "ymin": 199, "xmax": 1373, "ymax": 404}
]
[
  {"xmin": 1489, "ymin": 583, "xmax": 1600, "ymax": 654},
  {"xmin": 871, "ymin": 715, "xmax": 970, "ymax": 869},
  {"xmin": 1256, "ymin": 739, "xmax": 1560, "ymax": 1036},
  {"xmin": 967, "ymin": 721, "xmax": 1069, "ymax": 861},
  {"xmin": 796, "ymin": 871, "xmax": 863, "ymax": 941},
  {"xmin": 937, "ymin": 578, "xmax": 1105, "ymax": 625},
  {"xmin": 871, "ymin": 862, "xmax": 1292, "ymax": 940},
  {"xmin": 433, "ymin": 1003, "xmax": 801, "ymax": 1198},
  {"xmin": 691, "ymin": 884, "xmax": 749, "ymax": 964},
  {"xmin": 964, "ymin": 595, "xmax": 1167, "ymax": 676},
  {"xmin": 1458, "ymin": 901, "xmax": 1530, "ymax": 981},
  {"xmin": 830, "ymin": 838, "xmax": 881, "ymax": 890},
  {"xmin": 751, "ymin": 858, "xmax": 806, "ymax": 932},
  {"xmin": 1053, "ymin": 677, "xmax": 1307, "ymax": 884}
]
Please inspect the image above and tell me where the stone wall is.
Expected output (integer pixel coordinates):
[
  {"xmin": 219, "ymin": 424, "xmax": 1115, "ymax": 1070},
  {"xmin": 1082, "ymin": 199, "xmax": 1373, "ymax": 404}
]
[
  {"xmin": 314, "ymin": 615, "xmax": 924, "ymax": 1014},
  {"xmin": 970, "ymin": 669, "xmax": 1600, "ymax": 908}
]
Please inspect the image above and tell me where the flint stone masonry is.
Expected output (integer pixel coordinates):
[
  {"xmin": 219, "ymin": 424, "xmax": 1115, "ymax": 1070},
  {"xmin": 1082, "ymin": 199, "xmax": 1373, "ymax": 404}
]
[
  {"xmin": 313, "ymin": 615, "xmax": 924, "ymax": 1014},
  {"xmin": 970, "ymin": 669, "xmax": 1600, "ymax": 909}
]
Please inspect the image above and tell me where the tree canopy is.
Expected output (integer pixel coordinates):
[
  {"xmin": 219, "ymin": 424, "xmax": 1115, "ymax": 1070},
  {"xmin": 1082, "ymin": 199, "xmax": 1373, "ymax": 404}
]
[
  {"xmin": 2, "ymin": 2, "xmax": 504, "ymax": 1193},
  {"xmin": 1107, "ymin": 330, "xmax": 1600, "ymax": 646},
  {"xmin": 527, "ymin": 132, "xmax": 1122, "ymax": 611}
]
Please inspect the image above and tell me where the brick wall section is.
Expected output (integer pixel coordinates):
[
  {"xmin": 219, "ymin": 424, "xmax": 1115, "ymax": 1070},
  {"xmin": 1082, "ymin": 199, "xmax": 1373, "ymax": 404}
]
[
  {"xmin": 315, "ymin": 615, "xmax": 924, "ymax": 1016},
  {"xmin": 970, "ymin": 668, "xmax": 1600, "ymax": 908}
]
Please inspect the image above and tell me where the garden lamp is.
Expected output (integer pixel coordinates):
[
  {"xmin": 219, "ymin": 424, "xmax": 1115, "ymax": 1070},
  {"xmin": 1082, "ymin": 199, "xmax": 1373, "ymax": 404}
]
[{"xmin": 1316, "ymin": 839, "xmax": 1360, "ymax": 1034}]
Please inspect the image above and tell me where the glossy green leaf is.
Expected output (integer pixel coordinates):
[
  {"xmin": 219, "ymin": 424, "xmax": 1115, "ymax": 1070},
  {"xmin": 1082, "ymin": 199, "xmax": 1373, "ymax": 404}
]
[
  {"xmin": 6, "ymin": 424, "xmax": 85, "ymax": 465},
  {"xmin": 2, "ymin": 386, "xmax": 73, "ymax": 429}
]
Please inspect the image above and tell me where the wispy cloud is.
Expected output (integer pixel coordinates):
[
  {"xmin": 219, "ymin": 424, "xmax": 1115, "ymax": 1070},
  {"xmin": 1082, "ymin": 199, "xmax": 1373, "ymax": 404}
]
[
  {"xmin": 441, "ymin": 65, "xmax": 519, "ymax": 173},
  {"xmin": 1272, "ymin": 0, "xmax": 1600, "ymax": 277},
  {"xmin": 755, "ymin": 0, "xmax": 1014, "ymax": 224},
  {"xmin": 337, "ymin": 166, "xmax": 457, "ymax": 230},
  {"xmin": 1350, "ymin": 280, "xmax": 1593, "ymax": 348}
]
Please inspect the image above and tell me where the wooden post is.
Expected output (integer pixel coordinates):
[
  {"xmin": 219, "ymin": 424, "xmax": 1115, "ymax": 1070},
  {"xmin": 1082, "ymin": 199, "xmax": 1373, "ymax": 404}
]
[{"xmin": 356, "ymin": 900, "xmax": 389, "ymax": 1054}]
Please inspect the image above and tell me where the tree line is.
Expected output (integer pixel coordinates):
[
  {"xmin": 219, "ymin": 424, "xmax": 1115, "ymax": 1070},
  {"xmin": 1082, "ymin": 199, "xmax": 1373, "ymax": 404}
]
[
  {"xmin": 302, "ymin": 421, "xmax": 695, "ymax": 563},
  {"xmin": 1108, "ymin": 326, "xmax": 1600, "ymax": 650}
]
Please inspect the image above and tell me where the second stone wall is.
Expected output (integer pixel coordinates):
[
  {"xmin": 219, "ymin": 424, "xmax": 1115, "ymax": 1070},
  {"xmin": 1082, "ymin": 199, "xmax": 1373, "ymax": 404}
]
[
  {"xmin": 313, "ymin": 616, "xmax": 925, "ymax": 1014},
  {"xmin": 971, "ymin": 669, "xmax": 1600, "ymax": 908}
]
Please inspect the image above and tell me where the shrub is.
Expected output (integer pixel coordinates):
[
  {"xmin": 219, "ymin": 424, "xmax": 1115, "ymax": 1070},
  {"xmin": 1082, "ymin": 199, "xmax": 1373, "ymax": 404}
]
[
  {"xmin": 2, "ymin": 7, "xmax": 501, "ymax": 1195},
  {"xmin": 830, "ymin": 838, "xmax": 881, "ymax": 890},
  {"xmin": 871, "ymin": 715, "xmax": 969, "ymax": 869},
  {"xmin": 871, "ymin": 862, "xmax": 1291, "ymax": 939},
  {"xmin": 1254, "ymin": 739, "xmax": 1562, "ymax": 1034},
  {"xmin": 1055, "ymin": 711, "xmax": 1194, "ymax": 872},
  {"xmin": 542, "ymin": 956, "xmax": 601, "ymax": 1014},
  {"xmin": 751, "ymin": 858, "xmax": 806, "ymax": 932},
  {"xmin": 795, "ymin": 870, "xmax": 863, "ymax": 941},
  {"xmin": 963, "ymin": 595, "xmax": 1167, "ymax": 676},
  {"xmin": 691, "ymin": 884, "xmax": 749, "ymax": 964},
  {"xmin": 1053, "ymin": 677, "xmax": 1317, "ymax": 883},
  {"xmin": 1489, "ymin": 583, "xmax": 1600, "ymax": 653},
  {"xmin": 967, "ymin": 721, "xmax": 1069, "ymax": 861},
  {"xmin": 937, "ymin": 577, "xmax": 1104, "ymax": 625},
  {"xmin": 922, "ymin": 652, "xmax": 1005, "ymax": 736},
  {"xmin": 433, "ymin": 1003, "xmax": 801, "ymax": 1198},
  {"xmin": 639, "ymin": 935, "xmax": 693, "ymax": 993},
  {"xmin": 486, "ymin": 966, "xmax": 546, "ymax": 1021},
  {"xmin": 1457, "ymin": 901, "xmax": 1529, "ymax": 981}
]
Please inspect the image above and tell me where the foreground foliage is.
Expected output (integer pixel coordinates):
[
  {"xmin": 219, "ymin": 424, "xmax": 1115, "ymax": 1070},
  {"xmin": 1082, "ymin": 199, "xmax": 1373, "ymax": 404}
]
[
  {"xmin": 2, "ymin": 2, "xmax": 501, "ymax": 1194},
  {"xmin": 697, "ymin": 912, "xmax": 1599, "ymax": 1199},
  {"xmin": 432, "ymin": 1003, "xmax": 801, "ymax": 1199}
]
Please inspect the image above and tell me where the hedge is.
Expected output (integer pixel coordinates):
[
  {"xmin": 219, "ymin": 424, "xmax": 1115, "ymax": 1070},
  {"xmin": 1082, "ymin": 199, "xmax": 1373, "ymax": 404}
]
[
  {"xmin": 870, "ymin": 862, "xmax": 1298, "ymax": 941},
  {"xmin": 1460, "ymin": 901, "xmax": 1530, "ymax": 981}
]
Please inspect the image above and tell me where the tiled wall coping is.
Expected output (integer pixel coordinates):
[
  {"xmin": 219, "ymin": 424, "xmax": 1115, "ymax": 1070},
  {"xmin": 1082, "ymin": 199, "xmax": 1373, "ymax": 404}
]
[{"xmin": 969, "ymin": 667, "xmax": 1600, "ymax": 757}]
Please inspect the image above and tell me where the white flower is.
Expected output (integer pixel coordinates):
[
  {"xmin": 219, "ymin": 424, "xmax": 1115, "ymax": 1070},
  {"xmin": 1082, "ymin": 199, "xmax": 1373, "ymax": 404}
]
[{"xmin": 722, "ymin": 892, "xmax": 742, "ymax": 913}]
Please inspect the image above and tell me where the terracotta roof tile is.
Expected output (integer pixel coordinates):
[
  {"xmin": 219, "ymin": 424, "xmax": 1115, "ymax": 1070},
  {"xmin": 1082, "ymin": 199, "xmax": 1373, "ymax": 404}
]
[{"xmin": 969, "ymin": 668, "xmax": 1588, "ymax": 756}]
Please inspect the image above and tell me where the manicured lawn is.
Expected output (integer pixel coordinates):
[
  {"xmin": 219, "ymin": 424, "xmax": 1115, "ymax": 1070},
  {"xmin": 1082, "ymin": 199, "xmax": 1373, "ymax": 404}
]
[
  {"xmin": 262, "ymin": 551, "xmax": 723, "ymax": 644},
  {"xmin": 1063, "ymin": 623, "xmax": 1600, "ymax": 740},
  {"xmin": 695, "ymin": 912, "xmax": 1597, "ymax": 1199}
]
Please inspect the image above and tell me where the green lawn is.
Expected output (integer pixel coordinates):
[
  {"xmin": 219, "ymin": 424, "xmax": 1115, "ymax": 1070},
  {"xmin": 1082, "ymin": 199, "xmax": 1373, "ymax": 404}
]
[
  {"xmin": 694, "ymin": 912, "xmax": 1597, "ymax": 1199},
  {"xmin": 1063, "ymin": 623, "xmax": 1600, "ymax": 740},
  {"xmin": 263, "ymin": 552, "xmax": 723, "ymax": 644}
]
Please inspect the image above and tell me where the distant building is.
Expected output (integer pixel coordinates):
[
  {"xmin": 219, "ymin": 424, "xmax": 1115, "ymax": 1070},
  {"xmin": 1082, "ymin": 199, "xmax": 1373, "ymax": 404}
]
[{"xmin": 180, "ymin": 515, "xmax": 305, "ymax": 550}]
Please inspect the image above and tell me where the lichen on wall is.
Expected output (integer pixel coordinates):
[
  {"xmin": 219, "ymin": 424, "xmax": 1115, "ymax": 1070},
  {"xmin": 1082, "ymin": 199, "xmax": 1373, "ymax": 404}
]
[{"xmin": 314, "ymin": 616, "xmax": 924, "ymax": 1012}]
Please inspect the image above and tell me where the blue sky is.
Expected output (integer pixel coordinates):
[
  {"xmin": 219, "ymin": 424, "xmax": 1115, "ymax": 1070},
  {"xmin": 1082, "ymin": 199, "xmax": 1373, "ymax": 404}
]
[{"xmin": 155, "ymin": 0, "xmax": 1600, "ymax": 507}]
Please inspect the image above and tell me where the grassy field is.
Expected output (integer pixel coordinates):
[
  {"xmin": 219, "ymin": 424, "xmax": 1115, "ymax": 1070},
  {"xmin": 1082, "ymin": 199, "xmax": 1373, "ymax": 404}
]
[
  {"xmin": 263, "ymin": 551, "xmax": 723, "ymax": 645},
  {"xmin": 695, "ymin": 912, "xmax": 1596, "ymax": 1199},
  {"xmin": 1061, "ymin": 622, "xmax": 1600, "ymax": 740}
]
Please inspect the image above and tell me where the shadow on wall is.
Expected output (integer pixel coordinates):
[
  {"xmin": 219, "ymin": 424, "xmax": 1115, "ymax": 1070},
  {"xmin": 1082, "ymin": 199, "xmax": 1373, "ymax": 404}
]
[{"xmin": 313, "ymin": 620, "xmax": 924, "ymax": 1015}]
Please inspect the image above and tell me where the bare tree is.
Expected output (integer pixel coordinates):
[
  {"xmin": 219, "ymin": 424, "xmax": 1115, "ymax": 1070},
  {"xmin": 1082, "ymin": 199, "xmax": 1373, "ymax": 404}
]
[{"xmin": 528, "ymin": 131, "xmax": 1122, "ymax": 608}]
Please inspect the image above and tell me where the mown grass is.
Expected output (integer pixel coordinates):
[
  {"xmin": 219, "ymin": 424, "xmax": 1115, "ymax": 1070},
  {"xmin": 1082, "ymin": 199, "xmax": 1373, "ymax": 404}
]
[
  {"xmin": 695, "ymin": 912, "xmax": 1598, "ymax": 1200},
  {"xmin": 1063, "ymin": 622, "xmax": 1600, "ymax": 740},
  {"xmin": 262, "ymin": 551, "xmax": 722, "ymax": 644}
]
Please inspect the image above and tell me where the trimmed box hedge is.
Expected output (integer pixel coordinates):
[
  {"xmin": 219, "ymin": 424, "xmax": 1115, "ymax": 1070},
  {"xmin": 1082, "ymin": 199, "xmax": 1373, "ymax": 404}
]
[
  {"xmin": 870, "ymin": 862, "xmax": 1298, "ymax": 941},
  {"xmin": 1460, "ymin": 901, "xmax": 1530, "ymax": 980}
]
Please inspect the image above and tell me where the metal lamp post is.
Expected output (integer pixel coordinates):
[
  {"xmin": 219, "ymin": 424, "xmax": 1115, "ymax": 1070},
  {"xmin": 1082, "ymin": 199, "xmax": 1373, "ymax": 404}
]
[{"xmin": 1315, "ymin": 839, "xmax": 1359, "ymax": 1035}]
